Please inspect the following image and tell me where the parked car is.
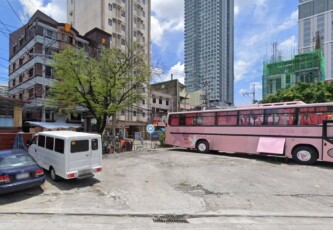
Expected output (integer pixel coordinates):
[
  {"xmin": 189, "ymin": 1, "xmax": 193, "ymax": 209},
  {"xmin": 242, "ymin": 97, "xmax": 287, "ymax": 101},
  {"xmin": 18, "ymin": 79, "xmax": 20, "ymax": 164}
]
[{"xmin": 0, "ymin": 149, "xmax": 45, "ymax": 194}]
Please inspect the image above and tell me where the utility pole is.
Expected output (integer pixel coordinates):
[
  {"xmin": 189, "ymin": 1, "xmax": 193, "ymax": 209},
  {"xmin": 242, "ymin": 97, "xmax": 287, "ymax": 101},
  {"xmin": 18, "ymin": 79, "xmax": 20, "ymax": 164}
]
[{"xmin": 243, "ymin": 84, "xmax": 257, "ymax": 104}]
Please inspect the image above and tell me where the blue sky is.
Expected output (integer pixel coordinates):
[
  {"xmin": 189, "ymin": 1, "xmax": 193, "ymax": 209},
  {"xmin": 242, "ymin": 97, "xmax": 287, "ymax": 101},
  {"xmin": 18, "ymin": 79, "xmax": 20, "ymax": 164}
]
[{"xmin": 0, "ymin": 0, "xmax": 298, "ymax": 105}]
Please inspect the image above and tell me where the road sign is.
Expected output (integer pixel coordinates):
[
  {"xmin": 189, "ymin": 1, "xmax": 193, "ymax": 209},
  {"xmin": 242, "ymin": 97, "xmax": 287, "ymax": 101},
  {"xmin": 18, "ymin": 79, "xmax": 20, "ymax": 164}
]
[{"xmin": 146, "ymin": 124, "xmax": 155, "ymax": 134}]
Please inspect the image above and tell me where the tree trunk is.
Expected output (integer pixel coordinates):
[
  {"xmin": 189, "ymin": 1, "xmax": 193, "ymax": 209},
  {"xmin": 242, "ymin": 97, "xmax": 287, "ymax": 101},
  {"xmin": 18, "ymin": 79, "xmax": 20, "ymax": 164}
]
[{"xmin": 112, "ymin": 114, "xmax": 117, "ymax": 150}]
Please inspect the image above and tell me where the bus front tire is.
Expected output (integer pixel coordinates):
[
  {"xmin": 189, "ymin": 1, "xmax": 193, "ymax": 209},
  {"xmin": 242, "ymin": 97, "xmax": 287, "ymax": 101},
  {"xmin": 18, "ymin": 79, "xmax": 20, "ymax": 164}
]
[
  {"xmin": 50, "ymin": 167, "xmax": 59, "ymax": 181},
  {"xmin": 196, "ymin": 140, "xmax": 209, "ymax": 153},
  {"xmin": 292, "ymin": 146, "xmax": 318, "ymax": 165}
]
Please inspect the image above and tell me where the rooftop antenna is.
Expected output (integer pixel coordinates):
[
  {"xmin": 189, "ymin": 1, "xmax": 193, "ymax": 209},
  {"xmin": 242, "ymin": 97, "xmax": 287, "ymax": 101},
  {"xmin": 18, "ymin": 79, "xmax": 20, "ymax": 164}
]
[{"xmin": 243, "ymin": 84, "xmax": 257, "ymax": 104}]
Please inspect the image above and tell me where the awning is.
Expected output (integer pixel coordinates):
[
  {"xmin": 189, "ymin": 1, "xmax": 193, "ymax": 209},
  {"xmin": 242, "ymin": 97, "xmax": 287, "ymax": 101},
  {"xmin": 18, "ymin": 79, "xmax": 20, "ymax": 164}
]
[{"xmin": 26, "ymin": 121, "xmax": 82, "ymax": 130}]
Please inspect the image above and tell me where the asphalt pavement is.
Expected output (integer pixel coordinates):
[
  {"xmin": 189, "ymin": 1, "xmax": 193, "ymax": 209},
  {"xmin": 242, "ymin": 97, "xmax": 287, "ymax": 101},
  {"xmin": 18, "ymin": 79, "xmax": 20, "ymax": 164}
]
[{"xmin": 1, "ymin": 148, "xmax": 333, "ymax": 229}]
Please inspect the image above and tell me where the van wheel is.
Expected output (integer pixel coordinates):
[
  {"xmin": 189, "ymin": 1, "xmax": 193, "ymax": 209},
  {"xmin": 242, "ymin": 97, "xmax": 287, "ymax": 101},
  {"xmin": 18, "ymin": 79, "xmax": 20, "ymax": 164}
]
[
  {"xmin": 196, "ymin": 140, "xmax": 209, "ymax": 153},
  {"xmin": 292, "ymin": 146, "xmax": 318, "ymax": 165},
  {"xmin": 50, "ymin": 167, "xmax": 59, "ymax": 181}
]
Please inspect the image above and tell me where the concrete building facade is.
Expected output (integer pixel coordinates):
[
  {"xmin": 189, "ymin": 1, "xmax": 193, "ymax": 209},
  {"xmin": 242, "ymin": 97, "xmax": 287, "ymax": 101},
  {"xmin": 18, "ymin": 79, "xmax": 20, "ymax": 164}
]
[
  {"xmin": 184, "ymin": 0, "xmax": 234, "ymax": 107},
  {"xmin": 298, "ymin": 0, "xmax": 333, "ymax": 80},
  {"xmin": 8, "ymin": 10, "xmax": 110, "ymax": 125},
  {"xmin": 67, "ymin": 0, "xmax": 151, "ymax": 136}
]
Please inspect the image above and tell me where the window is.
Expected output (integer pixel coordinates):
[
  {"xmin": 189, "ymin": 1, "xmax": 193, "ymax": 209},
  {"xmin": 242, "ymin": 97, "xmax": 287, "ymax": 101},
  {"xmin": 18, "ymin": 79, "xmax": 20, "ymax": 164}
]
[
  {"xmin": 121, "ymin": 25, "xmax": 125, "ymax": 31},
  {"xmin": 121, "ymin": 11, "xmax": 125, "ymax": 17},
  {"xmin": 12, "ymin": 79, "xmax": 16, "ymax": 87},
  {"xmin": 133, "ymin": 31, "xmax": 137, "ymax": 37},
  {"xmin": 159, "ymin": 98, "xmax": 162, "ymax": 104},
  {"xmin": 108, "ymin": 19, "xmax": 112, "ymax": 26},
  {"xmin": 46, "ymin": 136, "xmax": 54, "ymax": 150},
  {"xmin": 121, "ymin": 110, "xmax": 125, "ymax": 115},
  {"xmin": 19, "ymin": 93, "xmax": 22, "ymax": 99},
  {"xmin": 28, "ymin": 88, "xmax": 34, "ymax": 98},
  {"xmin": 55, "ymin": 138, "xmax": 64, "ymax": 154},
  {"xmin": 92, "ymin": 139, "xmax": 98, "ymax": 150},
  {"xmin": 153, "ymin": 98, "xmax": 156, "ymax": 103},
  {"xmin": 45, "ymin": 66, "xmax": 53, "ymax": 78},
  {"xmin": 122, "ymin": 0, "xmax": 126, "ymax": 3},
  {"xmin": 19, "ymin": 74, "xmax": 23, "ymax": 83},
  {"xmin": 142, "ymin": 99, "xmax": 145, "ymax": 105},
  {"xmin": 142, "ymin": 36, "xmax": 145, "ymax": 42},
  {"xmin": 29, "ymin": 48, "xmax": 34, "ymax": 58},
  {"xmin": 142, "ymin": 11, "xmax": 145, "ymax": 17},
  {"xmin": 12, "ymin": 63, "xmax": 16, "ymax": 71},
  {"xmin": 71, "ymin": 140, "xmax": 89, "ymax": 153},
  {"xmin": 121, "ymin": 39, "xmax": 125, "ymax": 45},
  {"xmin": 133, "ymin": 111, "xmax": 137, "ymax": 116},
  {"xmin": 38, "ymin": 135, "xmax": 45, "ymax": 147},
  {"xmin": 166, "ymin": 100, "xmax": 169, "ymax": 106},
  {"xmin": 108, "ymin": 3, "xmax": 112, "ymax": 10},
  {"xmin": 142, "ymin": 112, "xmax": 146, "ymax": 117},
  {"xmin": 19, "ymin": 38, "xmax": 23, "ymax": 47},
  {"xmin": 29, "ymin": 68, "xmax": 34, "ymax": 78},
  {"xmin": 142, "ymin": 0, "xmax": 145, "ymax": 4},
  {"xmin": 19, "ymin": 58, "xmax": 23, "ymax": 66},
  {"xmin": 142, "ymin": 23, "xmax": 145, "ymax": 30},
  {"xmin": 13, "ymin": 45, "xmax": 17, "ymax": 53}
]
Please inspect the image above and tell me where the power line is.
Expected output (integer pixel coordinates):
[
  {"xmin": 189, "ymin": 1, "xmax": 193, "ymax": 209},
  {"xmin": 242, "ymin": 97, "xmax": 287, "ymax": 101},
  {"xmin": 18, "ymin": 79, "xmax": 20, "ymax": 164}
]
[{"xmin": 6, "ymin": 0, "xmax": 25, "ymax": 25}]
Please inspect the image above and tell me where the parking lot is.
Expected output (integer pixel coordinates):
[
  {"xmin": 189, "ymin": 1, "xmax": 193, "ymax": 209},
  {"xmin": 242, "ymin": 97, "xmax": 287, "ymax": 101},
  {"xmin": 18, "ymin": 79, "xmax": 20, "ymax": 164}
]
[{"xmin": 1, "ymin": 148, "xmax": 333, "ymax": 229}]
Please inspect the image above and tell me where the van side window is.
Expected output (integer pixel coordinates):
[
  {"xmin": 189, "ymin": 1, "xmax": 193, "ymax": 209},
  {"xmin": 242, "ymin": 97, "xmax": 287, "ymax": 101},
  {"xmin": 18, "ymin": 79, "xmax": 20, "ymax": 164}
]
[
  {"xmin": 55, "ymin": 138, "xmax": 64, "ymax": 154},
  {"xmin": 92, "ymin": 139, "xmax": 98, "ymax": 150},
  {"xmin": 46, "ymin": 136, "xmax": 54, "ymax": 150},
  {"xmin": 71, "ymin": 140, "xmax": 89, "ymax": 153},
  {"xmin": 38, "ymin": 135, "xmax": 45, "ymax": 147}
]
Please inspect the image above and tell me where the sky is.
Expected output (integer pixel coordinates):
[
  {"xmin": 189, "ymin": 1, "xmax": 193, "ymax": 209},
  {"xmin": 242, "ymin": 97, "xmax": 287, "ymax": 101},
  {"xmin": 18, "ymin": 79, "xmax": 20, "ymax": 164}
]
[{"xmin": 0, "ymin": 0, "xmax": 298, "ymax": 105}]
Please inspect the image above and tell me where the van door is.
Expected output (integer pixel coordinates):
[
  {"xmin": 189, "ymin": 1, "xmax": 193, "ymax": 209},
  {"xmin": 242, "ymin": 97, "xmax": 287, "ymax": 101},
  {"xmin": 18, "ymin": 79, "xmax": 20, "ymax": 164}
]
[
  {"xmin": 90, "ymin": 138, "xmax": 101, "ymax": 167},
  {"xmin": 68, "ymin": 139, "xmax": 91, "ymax": 172},
  {"xmin": 28, "ymin": 135, "xmax": 38, "ymax": 160}
]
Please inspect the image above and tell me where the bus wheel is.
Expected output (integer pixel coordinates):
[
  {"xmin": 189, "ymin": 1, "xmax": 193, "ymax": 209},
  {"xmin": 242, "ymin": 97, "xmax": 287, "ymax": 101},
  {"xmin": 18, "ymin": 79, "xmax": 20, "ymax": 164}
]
[
  {"xmin": 50, "ymin": 167, "xmax": 59, "ymax": 181},
  {"xmin": 196, "ymin": 140, "xmax": 209, "ymax": 153},
  {"xmin": 292, "ymin": 146, "xmax": 318, "ymax": 165}
]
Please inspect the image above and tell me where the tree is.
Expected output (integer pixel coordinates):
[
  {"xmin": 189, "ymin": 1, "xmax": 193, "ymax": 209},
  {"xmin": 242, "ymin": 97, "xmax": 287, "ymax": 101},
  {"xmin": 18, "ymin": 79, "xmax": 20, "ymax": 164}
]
[
  {"xmin": 262, "ymin": 82, "xmax": 333, "ymax": 104},
  {"xmin": 49, "ymin": 44, "xmax": 150, "ymax": 134}
]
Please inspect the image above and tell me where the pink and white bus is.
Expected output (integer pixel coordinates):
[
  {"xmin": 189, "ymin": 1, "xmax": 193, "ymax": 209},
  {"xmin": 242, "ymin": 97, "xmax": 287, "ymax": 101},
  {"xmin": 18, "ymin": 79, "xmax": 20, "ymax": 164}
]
[{"xmin": 165, "ymin": 101, "xmax": 333, "ymax": 165}]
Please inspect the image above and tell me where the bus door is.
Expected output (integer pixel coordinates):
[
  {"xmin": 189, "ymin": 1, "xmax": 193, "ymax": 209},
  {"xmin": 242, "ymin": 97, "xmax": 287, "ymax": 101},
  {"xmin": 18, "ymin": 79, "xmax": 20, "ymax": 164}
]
[{"xmin": 322, "ymin": 121, "xmax": 333, "ymax": 162}]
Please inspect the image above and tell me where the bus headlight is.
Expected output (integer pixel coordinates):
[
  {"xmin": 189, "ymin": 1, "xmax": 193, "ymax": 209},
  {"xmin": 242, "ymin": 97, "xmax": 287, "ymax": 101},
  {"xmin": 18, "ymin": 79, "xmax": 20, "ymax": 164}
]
[{"xmin": 328, "ymin": 149, "xmax": 333, "ymax": 158}]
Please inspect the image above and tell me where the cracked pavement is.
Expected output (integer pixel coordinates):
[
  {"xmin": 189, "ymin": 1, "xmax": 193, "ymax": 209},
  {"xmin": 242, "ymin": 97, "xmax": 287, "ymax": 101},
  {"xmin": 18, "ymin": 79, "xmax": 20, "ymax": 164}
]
[{"xmin": 1, "ymin": 148, "xmax": 333, "ymax": 229}]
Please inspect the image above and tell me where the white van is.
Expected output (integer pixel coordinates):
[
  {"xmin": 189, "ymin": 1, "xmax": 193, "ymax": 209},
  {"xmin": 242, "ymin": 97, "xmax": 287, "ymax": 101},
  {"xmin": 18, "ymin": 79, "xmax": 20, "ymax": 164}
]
[{"xmin": 28, "ymin": 131, "xmax": 102, "ymax": 181}]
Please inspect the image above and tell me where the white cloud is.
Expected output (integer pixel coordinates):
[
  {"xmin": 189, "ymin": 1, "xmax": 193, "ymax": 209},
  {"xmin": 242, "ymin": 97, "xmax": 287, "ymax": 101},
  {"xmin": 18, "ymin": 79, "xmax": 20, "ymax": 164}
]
[
  {"xmin": 169, "ymin": 62, "xmax": 185, "ymax": 84},
  {"xmin": 151, "ymin": 0, "xmax": 184, "ymax": 46},
  {"xmin": 235, "ymin": 7, "xmax": 298, "ymax": 83},
  {"xmin": 19, "ymin": 0, "xmax": 66, "ymax": 22},
  {"xmin": 151, "ymin": 62, "xmax": 185, "ymax": 84},
  {"xmin": 151, "ymin": 16, "xmax": 164, "ymax": 46}
]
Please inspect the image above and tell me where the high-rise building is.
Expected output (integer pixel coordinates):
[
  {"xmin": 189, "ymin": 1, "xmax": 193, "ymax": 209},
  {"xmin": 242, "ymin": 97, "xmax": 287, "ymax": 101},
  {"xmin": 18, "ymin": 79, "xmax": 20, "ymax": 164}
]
[
  {"xmin": 298, "ymin": 0, "xmax": 333, "ymax": 80},
  {"xmin": 184, "ymin": 0, "xmax": 234, "ymax": 107},
  {"xmin": 67, "ymin": 0, "xmax": 151, "ymax": 135}
]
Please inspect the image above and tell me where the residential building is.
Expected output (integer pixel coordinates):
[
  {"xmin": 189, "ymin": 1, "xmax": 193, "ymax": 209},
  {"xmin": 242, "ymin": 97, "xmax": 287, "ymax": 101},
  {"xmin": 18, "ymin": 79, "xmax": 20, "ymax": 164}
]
[
  {"xmin": 298, "ymin": 0, "xmax": 333, "ymax": 80},
  {"xmin": 67, "ymin": 0, "xmax": 151, "ymax": 136},
  {"xmin": 0, "ymin": 85, "xmax": 8, "ymax": 97},
  {"xmin": 262, "ymin": 49, "xmax": 325, "ymax": 98},
  {"xmin": 184, "ymin": 0, "xmax": 234, "ymax": 107},
  {"xmin": 151, "ymin": 79, "xmax": 191, "ymax": 114},
  {"xmin": 8, "ymin": 10, "xmax": 110, "ymax": 124},
  {"xmin": 0, "ymin": 96, "xmax": 24, "ymax": 128}
]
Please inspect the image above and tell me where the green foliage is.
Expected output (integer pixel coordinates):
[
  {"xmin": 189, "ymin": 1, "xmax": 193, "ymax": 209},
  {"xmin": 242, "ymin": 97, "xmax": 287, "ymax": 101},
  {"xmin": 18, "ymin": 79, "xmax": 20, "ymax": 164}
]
[
  {"xmin": 262, "ymin": 82, "xmax": 333, "ymax": 104},
  {"xmin": 159, "ymin": 131, "xmax": 166, "ymax": 146},
  {"xmin": 48, "ymin": 45, "xmax": 150, "ymax": 133}
]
